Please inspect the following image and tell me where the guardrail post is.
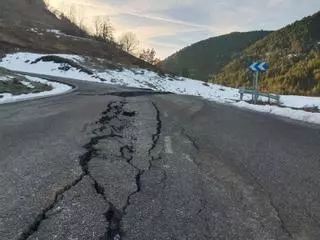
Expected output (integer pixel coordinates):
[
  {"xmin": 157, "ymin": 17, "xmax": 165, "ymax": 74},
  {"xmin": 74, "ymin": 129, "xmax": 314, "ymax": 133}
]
[{"xmin": 253, "ymin": 72, "xmax": 259, "ymax": 104}]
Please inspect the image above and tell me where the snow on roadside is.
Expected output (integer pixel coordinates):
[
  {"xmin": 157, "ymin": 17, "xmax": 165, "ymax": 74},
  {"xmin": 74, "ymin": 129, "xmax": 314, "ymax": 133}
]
[
  {"xmin": 1, "ymin": 52, "xmax": 320, "ymax": 124},
  {"xmin": 97, "ymin": 69, "xmax": 242, "ymax": 103},
  {"xmin": 234, "ymin": 101, "xmax": 320, "ymax": 124},
  {"xmin": 1, "ymin": 52, "xmax": 84, "ymax": 67},
  {"xmin": 0, "ymin": 52, "xmax": 86, "ymax": 79},
  {"xmin": 280, "ymin": 95, "xmax": 320, "ymax": 109},
  {"xmin": 0, "ymin": 75, "xmax": 72, "ymax": 104},
  {"xmin": 0, "ymin": 53, "xmax": 245, "ymax": 102}
]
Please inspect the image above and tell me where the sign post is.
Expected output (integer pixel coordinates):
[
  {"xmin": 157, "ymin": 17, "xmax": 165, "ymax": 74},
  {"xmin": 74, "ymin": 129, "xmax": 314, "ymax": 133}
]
[{"xmin": 249, "ymin": 62, "xmax": 268, "ymax": 104}]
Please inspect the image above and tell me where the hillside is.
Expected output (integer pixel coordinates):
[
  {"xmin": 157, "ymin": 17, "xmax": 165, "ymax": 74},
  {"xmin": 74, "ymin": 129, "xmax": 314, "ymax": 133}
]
[
  {"xmin": 0, "ymin": 0, "xmax": 153, "ymax": 69},
  {"xmin": 215, "ymin": 11, "xmax": 320, "ymax": 95},
  {"xmin": 160, "ymin": 31, "xmax": 272, "ymax": 80},
  {"xmin": 0, "ymin": 0, "xmax": 81, "ymax": 34}
]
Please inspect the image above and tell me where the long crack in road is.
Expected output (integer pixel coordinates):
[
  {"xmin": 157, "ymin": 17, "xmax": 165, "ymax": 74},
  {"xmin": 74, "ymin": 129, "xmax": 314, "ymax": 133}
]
[
  {"xmin": 1, "ymin": 81, "xmax": 320, "ymax": 240},
  {"xmin": 18, "ymin": 100, "xmax": 162, "ymax": 240}
]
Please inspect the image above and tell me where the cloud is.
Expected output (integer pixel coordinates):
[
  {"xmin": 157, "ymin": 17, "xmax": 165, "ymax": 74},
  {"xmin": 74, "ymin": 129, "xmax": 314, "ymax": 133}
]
[{"xmin": 47, "ymin": 0, "xmax": 320, "ymax": 58}]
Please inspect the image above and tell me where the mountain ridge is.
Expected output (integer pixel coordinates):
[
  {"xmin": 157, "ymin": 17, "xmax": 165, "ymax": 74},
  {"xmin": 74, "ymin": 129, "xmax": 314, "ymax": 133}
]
[
  {"xmin": 161, "ymin": 11, "xmax": 320, "ymax": 95},
  {"xmin": 215, "ymin": 11, "xmax": 320, "ymax": 95},
  {"xmin": 160, "ymin": 31, "xmax": 272, "ymax": 80}
]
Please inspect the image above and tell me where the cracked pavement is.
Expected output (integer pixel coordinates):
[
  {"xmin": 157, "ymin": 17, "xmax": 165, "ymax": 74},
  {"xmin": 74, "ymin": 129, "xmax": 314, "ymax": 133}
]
[{"xmin": 1, "ymin": 75, "xmax": 320, "ymax": 240}]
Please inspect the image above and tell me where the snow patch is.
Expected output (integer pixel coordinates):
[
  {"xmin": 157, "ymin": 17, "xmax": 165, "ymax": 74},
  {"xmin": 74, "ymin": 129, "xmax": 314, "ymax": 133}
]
[
  {"xmin": 234, "ymin": 101, "xmax": 320, "ymax": 124},
  {"xmin": 1, "ymin": 52, "xmax": 320, "ymax": 124},
  {"xmin": 0, "ymin": 76, "xmax": 10, "ymax": 81},
  {"xmin": 21, "ymin": 81, "xmax": 35, "ymax": 89},
  {"xmin": 46, "ymin": 29, "xmax": 62, "ymax": 35},
  {"xmin": 28, "ymin": 28, "xmax": 38, "ymax": 33},
  {"xmin": 281, "ymin": 95, "xmax": 320, "ymax": 109}
]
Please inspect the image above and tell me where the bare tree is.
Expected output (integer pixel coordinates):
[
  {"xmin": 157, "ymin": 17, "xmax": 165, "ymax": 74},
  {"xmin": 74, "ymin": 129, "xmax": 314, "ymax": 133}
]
[
  {"xmin": 118, "ymin": 32, "xmax": 139, "ymax": 54},
  {"xmin": 76, "ymin": 7, "xmax": 86, "ymax": 32},
  {"xmin": 68, "ymin": 4, "xmax": 86, "ymax": 31},
  {"xmin": 139, "ymin": 48, "xmax": 155, "ymax": 63},
  {"xmin": 43, "ymin": 0, "xmax": 51, "ymax": 9},
  {"xmin": 67, "ymin": 4, "xmax": 77, "ymax": 24},
  {"xmin": 43, "ymin": 1, "xmax": 88, "ymax": 36},
  {"xmin": 93, "ymin": 16, "xmax": 101, "ymax": 36},
  {"xmin": 139, "ymin": 48, "xmax": 161, "ymax": 65},
  {"xmin": 93, "ymin": 16, "xmax": 114, "ymax": 42},
  {"xmin": 153, "ymin": 57, "xmax": 161, "ymax": 65}
]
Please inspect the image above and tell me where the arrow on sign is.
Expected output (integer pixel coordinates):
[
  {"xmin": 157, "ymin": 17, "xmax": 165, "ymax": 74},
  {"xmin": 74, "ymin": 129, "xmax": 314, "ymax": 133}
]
[
  {"xmin": 249, "ymin": 62, "xmax": 260, "ymax": 72},
  {"xmin": 258, "ymin": 62, "xmax": 268, "ymax": 71},
  {"xmin": 249, "ymin": 62, "xmax": 269, "ymax": 72}
]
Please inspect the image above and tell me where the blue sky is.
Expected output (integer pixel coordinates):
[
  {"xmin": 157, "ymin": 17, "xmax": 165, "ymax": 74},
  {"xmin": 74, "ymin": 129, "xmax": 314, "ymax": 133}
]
[{"xmin": 48, "ymin": 0, "xmax": 320, "ymax": 58}]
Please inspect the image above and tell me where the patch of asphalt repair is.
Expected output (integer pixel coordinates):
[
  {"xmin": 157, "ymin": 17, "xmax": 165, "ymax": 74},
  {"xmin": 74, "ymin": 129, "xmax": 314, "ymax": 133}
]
[{"xmin": 17, "ymin": 96, "xmax": 163, "ymax": 240}]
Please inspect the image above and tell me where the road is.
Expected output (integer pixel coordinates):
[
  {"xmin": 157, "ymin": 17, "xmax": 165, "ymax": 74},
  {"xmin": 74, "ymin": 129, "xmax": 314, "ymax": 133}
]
[{"xmin": 0, "ymin": 74, "xmax": 320, "ymax": 240}]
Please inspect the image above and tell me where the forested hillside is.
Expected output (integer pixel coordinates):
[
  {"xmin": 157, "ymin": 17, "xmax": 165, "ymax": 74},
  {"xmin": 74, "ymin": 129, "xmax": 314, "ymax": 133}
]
[
  {"xmin": 160, "ymin": 31, "xmax": 272, "ymax": 80},
  {"xmin": 215, "ymin": 11, "xmax": 320, "ymax": 95}
]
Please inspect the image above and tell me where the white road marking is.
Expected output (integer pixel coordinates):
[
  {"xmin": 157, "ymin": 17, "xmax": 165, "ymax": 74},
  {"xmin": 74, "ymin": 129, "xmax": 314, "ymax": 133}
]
[
  {"xmin": 164, "ymin": 136, "xmax": 173, "ymax": 154},
  {"xmin": 164, "ymin": 112, "xmax": 168, "ymax": 117}
]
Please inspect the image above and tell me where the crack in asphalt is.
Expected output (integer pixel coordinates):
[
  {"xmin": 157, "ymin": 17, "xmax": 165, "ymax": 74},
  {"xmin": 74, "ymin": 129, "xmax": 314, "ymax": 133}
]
[
  {"xmin": 17, "ymin": 101, "xmax": 126, "ymax": 240},
  {"xmin": 242, "ymin": 170, "xmax": 294, "ymax": 239},
  {"xmin": 93, "ymin": 101, "xmax": 163, "ymax": 240},
  {"xmin": 269, "ymin": 198, "xmax": 294, "ymax": 239},
  {"xmin": 80, "ymin": 133, "xmax": 123, "ymax": 174},
  {"xmin": 89, "ymin": 101, "xmax": 128, "ymax": 240},
  {"xmin": 18, "ymin": 100, "xmax": 163, "ymax": 240},
  {"xmin": 148, "ymin": 102, "xmax": 162, "ymax": 158},
  {"xmin": 181, "ymin": 128, "xmax": 200, "ymax": 154},
  {"xmin": 17, "ymin": 173, "xmax": 86, "ymax": 240},
  {"xmin": 118, "ymin": 101, "xmax": 163, "ymax": 239},
  {"xmin": 181, "ymin": 123, "xmax": 293, "ymax": 239}
]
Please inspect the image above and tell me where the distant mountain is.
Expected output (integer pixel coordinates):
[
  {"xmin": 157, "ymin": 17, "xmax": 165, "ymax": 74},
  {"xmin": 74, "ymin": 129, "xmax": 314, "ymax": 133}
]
[
  {"xmin": 160, "ymin": 31, "xmax": 272, "ymax": 80},
  {"xmin": 215, "ymin": 11, "xmax": 320, "ymax": 95}
]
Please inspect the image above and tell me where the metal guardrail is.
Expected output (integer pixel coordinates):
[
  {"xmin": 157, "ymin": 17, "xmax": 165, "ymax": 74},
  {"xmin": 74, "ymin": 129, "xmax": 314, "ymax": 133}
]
[{"xmin": 239, "ymin": 88, "xmax": 280, "ymax": 104}]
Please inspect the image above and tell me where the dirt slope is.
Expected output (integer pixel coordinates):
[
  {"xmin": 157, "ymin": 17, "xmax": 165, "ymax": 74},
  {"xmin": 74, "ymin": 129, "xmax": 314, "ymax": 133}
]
[{"xmin": 0, "ymin": 0, "xmax": 153, "ymax": 69}]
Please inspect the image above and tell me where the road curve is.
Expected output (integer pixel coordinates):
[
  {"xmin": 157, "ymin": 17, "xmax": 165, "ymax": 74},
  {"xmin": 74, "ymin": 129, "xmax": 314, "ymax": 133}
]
[{"xmin": 0, "ymin": 74, "xmax": 320, "ymax": 240}]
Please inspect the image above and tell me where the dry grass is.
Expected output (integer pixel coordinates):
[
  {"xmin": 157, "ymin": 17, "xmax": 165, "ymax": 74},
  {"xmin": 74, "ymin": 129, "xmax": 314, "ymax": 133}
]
[
  {"xmin": 0, "ymin": 78, "xmax": 52, "ymax": 95},
  {"xmin": 0, "ymin": 68, "xmax": 52, "ymax": 95},
  {"xmin": 0, "ymin": 0, "xmax": 80, "ymax": 33},
  {"xmin": 0, "ymin": 25, "xmax": 156, "ymax": 69}
]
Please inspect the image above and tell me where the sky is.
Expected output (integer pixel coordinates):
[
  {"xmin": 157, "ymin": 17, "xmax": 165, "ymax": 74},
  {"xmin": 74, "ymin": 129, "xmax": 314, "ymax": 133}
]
[{"xmin": 47, "ymin": 0, "xmax": 320, "ymax": 59}]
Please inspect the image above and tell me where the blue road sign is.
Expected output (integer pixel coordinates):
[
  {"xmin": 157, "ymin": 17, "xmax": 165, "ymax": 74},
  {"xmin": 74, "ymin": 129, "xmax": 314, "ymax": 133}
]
[
  {"xmin": 249, "ymin": 62, "xmax": 268, "ymax": 72},
  {"xmin": 249, "ymin": 62, "xmax": 259, "ymax": 72}
]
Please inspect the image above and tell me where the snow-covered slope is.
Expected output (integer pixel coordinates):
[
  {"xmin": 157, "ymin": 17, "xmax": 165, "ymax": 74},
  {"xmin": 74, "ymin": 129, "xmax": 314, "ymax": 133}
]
[{"xmin": 1, "ymin": 52, "xmax": 320, "ymax": 124}]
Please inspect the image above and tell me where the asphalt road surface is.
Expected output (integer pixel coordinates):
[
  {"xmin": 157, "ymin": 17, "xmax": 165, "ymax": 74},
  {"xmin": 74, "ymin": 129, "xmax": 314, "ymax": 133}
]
[{"xmin": 0, "ymin": 74, "xmax": 320, "ymax": 240}]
